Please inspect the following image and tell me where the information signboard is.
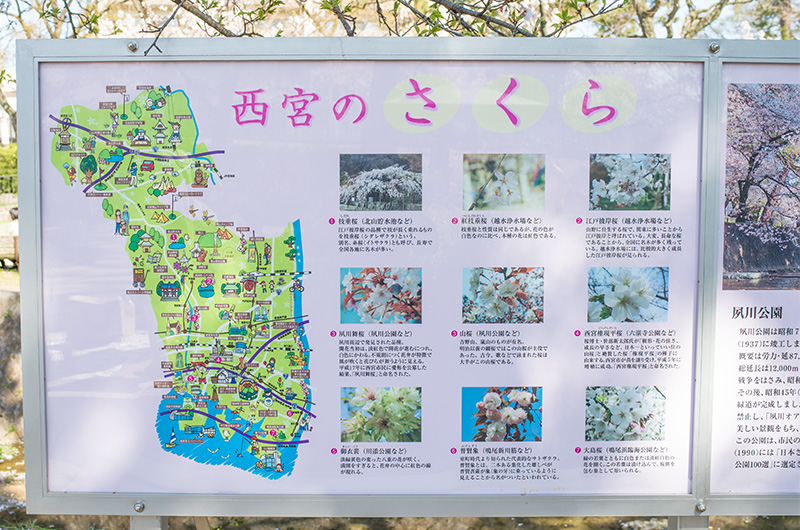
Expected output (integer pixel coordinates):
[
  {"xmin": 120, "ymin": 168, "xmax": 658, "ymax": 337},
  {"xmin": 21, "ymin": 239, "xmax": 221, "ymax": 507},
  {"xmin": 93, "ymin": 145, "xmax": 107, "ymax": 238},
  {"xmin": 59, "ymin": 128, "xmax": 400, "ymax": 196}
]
[
  {"xmin": 16, "ymin": 38, "xmax": 799, "ymax": 518},
  {"xmin": 709, "ymin": 62, "xmax": 800, "ymax": 496}
]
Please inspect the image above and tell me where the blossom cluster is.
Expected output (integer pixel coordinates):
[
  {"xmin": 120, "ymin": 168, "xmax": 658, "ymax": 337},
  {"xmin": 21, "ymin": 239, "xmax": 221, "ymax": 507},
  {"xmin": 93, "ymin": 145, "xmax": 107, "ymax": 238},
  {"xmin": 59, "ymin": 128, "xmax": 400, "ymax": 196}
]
[
  {"xmin": 341, "ymin": 387, "xmax": 422, "ymax": 443},
  {"xmin": 588, "ymin": 267, "xmax": 668, "ymax": 323},
  {"xmin": 339, "ymin": 165, "xmax": 423, "ymax": 211},
  {"xmin": 463, "ymin": 154, "xmax": 545, "ymax": 211},
  {"xmin": 734, "ymin": 221, "xmax": 799, "ymax": 253},
  {"xmin": 341, "ymin": 267, "xmax": 422, "ymax": 324},
  {"xmin": 590, "ymin": 154, "xmax": 670, "ymax": 211},
  {"xmin": 470, "ymin": 387, "xmax": 542, "ymax": 442},
  {"xmin": 463, "ymin": 267, "xmax": 544, "ymax": 324},
  {"xmin": 585, "ymin": 386, "xmax": 665, "ymax": 442}
]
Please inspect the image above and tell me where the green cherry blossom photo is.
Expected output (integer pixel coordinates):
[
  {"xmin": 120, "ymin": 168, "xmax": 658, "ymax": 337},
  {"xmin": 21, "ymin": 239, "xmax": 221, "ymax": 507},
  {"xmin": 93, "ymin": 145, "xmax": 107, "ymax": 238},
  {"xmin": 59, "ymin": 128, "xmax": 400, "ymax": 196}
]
[
  {"xmin": 340, "ymin": 387, "xmax": 422, "ymax": 443},
  {"xmin": 587, "ymin": 266, "xmax": 668, "ymax": 323},
  {"xmin": 463, "ymin": 153, "xmax": 545, "ymax": 211}
]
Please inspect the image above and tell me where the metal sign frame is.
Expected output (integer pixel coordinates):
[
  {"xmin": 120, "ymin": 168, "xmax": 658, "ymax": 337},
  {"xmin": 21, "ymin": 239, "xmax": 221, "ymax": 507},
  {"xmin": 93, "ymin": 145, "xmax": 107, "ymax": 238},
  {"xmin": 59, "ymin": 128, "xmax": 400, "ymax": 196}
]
[{"xmin": 16, "ymin": 37, "xmax": 800, "ymax": 518}]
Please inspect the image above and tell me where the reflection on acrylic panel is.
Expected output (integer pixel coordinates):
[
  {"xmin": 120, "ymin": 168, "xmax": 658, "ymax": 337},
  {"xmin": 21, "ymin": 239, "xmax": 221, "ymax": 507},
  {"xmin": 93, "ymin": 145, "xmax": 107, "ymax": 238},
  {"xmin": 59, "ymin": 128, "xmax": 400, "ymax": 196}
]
[
  {"xmin": 589, "ymin": 154, "xmax": 671, "ymax": 211},
  {"xmin": 462, "ymin": 267, "xmax": 544, "ymax": 324},
  {"xmin": 587, "ymin": 267, "xmax": 668, "ymax": 323},
  {"xmin": 462, "ymin": 386, "xmax": 542, "ymax": 442},
  {"xmin": 585, "ymin": 386, "xmax": 665, "ymax": 442},
  {"xmin": 339, "ymin": 154, "xmax": 423, "ymax": 211},
  {"xmin": 341, "ymin": 387, "xmax": 422, "ymax": 442},
  {"xmin": 340, "ymin": 267, "xmax": 422, "ymax": 324},
  {"xmin": 463, "ymin": 153, "xmax": 545, "ymax": 211},
  {"xmin": 723, "ymin": 84, "xmax": 800, "ymax": 290}
]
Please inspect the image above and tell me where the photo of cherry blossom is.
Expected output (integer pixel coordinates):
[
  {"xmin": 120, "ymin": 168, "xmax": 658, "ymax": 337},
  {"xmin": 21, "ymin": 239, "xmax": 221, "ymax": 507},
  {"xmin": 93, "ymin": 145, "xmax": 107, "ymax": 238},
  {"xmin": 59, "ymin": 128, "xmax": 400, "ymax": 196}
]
[
  {"xmin": 339, "ymin": 154, "xmax": 423, "ymax": 211},
  {"xmin": 341, "ymin": 387, "xmax": 422, "ymax": 443},
  {"xmin": 341, "ymin": 267, "xmax": 422, "ymax": 324},
  {"xmin": 585, "ymin": 386, "xmax": 665, "ymax": 442},
  {"xmin": 589, "ymin": 153, "xmax": 670, "ymax": 211},
  {"xmin": 463, "ymin": 153, "xmax": 545, "ymax": 211},
  {"xmin": 462, "ymin": 386, "xmax": 542, "ymax": 442},
  {"xmin": 724, "ymin": 84, "xmax": 800, "ymax": 290},
  {"xmin": 462, "ymin": 267, "xmax": 544, "ymax": 324},
  {"xmin": 587, "ymin": 267, "xmax": 668, "ymax": 323}
]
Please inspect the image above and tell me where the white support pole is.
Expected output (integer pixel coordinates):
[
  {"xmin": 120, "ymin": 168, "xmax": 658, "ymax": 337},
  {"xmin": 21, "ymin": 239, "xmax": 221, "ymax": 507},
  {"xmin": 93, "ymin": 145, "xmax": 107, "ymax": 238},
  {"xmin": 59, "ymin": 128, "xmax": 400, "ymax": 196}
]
[
  {"xmin": 130, "ymin": 516, "xmax": 169, "ymax": 530},
  {"xmin": 668, "ymin": 516, "xmax": 709, "ymax": 530}
]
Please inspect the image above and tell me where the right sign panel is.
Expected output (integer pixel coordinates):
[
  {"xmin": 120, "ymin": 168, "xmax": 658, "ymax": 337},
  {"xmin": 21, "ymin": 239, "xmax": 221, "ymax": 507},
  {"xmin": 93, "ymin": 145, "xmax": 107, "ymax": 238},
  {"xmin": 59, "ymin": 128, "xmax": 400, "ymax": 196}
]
[{"xmin": 711, "ymin": 62, "xmax": 800, "ymax": 495}]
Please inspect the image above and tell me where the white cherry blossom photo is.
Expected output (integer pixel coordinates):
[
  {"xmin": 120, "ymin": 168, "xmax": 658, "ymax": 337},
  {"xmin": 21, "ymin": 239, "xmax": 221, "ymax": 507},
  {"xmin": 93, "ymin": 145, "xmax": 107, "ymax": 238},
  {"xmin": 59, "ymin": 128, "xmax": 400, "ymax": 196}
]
[
  {"xmin": 588, "ymin": 266, "xmax": 669, "ymax": 323},
  {"xmin": 589, "ymin": 153, "xmax": 670, "ymax": 211},
  {"xmin": 463, "ymin": 267, "xmax": 544, "ymax": 324},
  {"xmin": 463, "ymin": 153, "xmax": 545, "ymax": 211},
  {"xmin": 585, "ymin": 386, "xmax": 666, "ymax": 442}
]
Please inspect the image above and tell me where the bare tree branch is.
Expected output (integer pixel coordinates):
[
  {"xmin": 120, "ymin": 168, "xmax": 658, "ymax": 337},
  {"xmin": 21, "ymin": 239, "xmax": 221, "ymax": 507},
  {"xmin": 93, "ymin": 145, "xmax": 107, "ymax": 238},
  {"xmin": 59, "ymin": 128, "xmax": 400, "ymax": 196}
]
[
  {"xmin": 374, "ymin": 0, "xmax": 397, "ymax": 35},
  {"xmin": 547, "ymin": 0, "xmax": 627, "ymax": 35},
  {"xmin": 62, "ymin": 0, "xmax": 80, "ymax": 38},
  {"xmin": 143, "ymin": 0, "xmax": 189, "ymax": 55},
  {"xmin": 395, "ymin": 0, "xmax": 463, "ymax": 35},
  {"xmin": 660, "ymin": 0, "xmax": 680, "ymax": 37},
  {"xmin": 166, "ymin": 0, "xmax": 239, "ymax": 36},
  {"xmin": 428, "ymin": 0, "xmax": 535, "ymax": 36},
  {"xmin": 329, "ymin": 0, "xmax": 356, "ymax": 35},
  {"xmin": 681, "ymin": 0, "xmax": 749, "ymax": 37}
]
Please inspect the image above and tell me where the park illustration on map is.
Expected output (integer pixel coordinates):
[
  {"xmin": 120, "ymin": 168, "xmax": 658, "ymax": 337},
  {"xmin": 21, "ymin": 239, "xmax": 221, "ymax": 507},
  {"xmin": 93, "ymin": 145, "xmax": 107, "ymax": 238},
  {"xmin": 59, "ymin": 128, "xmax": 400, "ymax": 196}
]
[{"xmin": 49, "ymin": 84, "xmax": 313, "ymax": 478}]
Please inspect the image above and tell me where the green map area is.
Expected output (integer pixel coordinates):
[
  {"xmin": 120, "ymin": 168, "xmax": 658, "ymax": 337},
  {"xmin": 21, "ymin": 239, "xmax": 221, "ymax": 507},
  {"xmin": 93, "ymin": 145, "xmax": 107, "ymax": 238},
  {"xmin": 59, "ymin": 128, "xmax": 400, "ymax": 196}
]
[{"xmin": 50, "ymin": 85, "xmax": 312, "ymax": 478}]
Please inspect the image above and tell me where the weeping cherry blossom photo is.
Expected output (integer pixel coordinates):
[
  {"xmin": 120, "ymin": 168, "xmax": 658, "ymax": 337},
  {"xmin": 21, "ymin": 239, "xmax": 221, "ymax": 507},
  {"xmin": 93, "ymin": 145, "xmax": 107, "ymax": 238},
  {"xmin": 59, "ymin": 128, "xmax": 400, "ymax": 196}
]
[{"xmin": 339, "ymin": 154, "xmax": 423, "ymax": 211}]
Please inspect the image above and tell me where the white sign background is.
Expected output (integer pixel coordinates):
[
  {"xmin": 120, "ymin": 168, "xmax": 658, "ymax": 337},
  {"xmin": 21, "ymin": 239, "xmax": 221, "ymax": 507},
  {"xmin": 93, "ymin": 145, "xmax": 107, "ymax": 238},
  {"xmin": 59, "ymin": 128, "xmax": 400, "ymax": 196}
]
[{"xmin": 38, "ymin": 60, "xmax": 703, "ymax": 496}]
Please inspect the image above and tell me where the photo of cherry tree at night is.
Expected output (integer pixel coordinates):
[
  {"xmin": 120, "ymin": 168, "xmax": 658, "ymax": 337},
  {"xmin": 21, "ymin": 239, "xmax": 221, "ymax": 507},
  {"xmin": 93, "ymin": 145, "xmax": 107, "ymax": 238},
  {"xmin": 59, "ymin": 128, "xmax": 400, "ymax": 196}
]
[
  {"xmin": 462, "ymin": 267, "xmax": 544, "ymax": 324},
  {"xmin": 340, "ymin": 267, "xmax": 422, "ymax": 324},
  {"xmin": 462, "ymin": 386, "xmax": 543, "ymax": 442},
  {"xmin": 588, "ymin": 267, "xmax": 669, "ymax": 323},
  {"xmin": 724, "ymin": 84, "xmax": 800, "ymax": 290}
]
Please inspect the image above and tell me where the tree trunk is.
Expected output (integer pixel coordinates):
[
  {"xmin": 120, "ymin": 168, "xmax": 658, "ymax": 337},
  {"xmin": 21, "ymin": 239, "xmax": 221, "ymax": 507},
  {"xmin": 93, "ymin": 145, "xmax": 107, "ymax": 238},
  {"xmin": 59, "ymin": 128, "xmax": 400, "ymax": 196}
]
[{"xmin": 777, "ymin": 0, "xmax": 794, "ymax": 39}]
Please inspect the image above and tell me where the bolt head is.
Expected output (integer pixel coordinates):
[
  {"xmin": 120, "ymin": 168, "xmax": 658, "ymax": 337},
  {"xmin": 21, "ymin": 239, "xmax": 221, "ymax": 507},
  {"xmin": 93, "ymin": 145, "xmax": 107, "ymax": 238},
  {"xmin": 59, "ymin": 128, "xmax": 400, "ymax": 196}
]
[
  {"xmin": 134, "ymin": 502, "xmax": 145, "ymax": 513},
  {"xmin": 696, "ymin": 501, "xmax": 707, "ymax": 513},
  {"xmin": 127, "ymin": 41, "xmax": 139, "ymax": 53},
  {"xmin": 708, "ymin": 42, "xmax": 720, "ymax": 54}
]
